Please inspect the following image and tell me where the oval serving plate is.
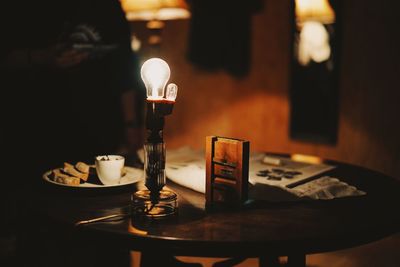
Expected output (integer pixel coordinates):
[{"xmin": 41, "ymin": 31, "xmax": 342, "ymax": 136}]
[{"xmin": 43, "ymin": 166, "xmax": 144, "ymax": 188}]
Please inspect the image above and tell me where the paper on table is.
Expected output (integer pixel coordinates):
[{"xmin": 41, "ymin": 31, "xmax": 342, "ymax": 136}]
[
  {"xmin": 166, "ymin": 147, "xmax": 205, "ymax": 193},
  {"xmin": 137, "ymin": 147, "xmax": 366, "ymax": 201},
  {"xmin": 249, "ymin": 154, "xmax": 336, "ymax": 188}
]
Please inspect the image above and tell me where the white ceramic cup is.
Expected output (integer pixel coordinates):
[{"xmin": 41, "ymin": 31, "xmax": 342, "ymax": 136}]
[{"xmin": 95, "ymin": 155, "xmax": 125, "ymax": 185}]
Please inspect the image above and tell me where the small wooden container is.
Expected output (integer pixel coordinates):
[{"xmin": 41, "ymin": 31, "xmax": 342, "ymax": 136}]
[{"xmin": 205, "ymin": 136, "xmax": 250, "ymax": 207}]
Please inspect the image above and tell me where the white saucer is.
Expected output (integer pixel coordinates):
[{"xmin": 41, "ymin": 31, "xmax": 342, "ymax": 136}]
[{"xmin": 43, "ymin": 166, "xmax": 144, "ymax": 188}]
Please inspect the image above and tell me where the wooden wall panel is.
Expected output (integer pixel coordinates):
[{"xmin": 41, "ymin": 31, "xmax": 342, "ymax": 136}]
[{"xmin": 131, "ymin": 0, "xmax": 400, "ymax": 179}]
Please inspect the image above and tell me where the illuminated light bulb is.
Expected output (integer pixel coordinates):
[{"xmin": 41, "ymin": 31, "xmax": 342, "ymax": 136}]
[
  {"xmin": 165, "ymin": 83, "xmax": 178, "ymax": 101},
  {"xmin": 141, "ymin": 58, "xmax": 170, "ymax": 100}
]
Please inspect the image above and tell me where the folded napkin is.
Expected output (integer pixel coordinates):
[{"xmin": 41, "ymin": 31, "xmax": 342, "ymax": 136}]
[
  {"xmin": 138, "ymin": 147, "xmax": 366, "ymax": 201},
  {"xmin": 250, "ymin": 176, "xmax": 366, "ymax": 202},
  {"xmin": 289, "ymin": 176, "xmax": 366, "ymax": 199}
]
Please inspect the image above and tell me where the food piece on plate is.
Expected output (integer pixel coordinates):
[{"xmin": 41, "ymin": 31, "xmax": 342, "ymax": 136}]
[
  {"xmin": 52, "ymin": 169, "xmax": 81, "ymax": 186},
  {"xmin": 75, "ymin": 161, "xmax": 90, "ymax": 174},
  {"xmin": 63, "ymin": 162, "xmax": 89, "ymax": 181}
]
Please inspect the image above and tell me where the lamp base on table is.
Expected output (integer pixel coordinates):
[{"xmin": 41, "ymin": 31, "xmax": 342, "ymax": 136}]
[{"xmin": 131, "ymin": 190, "xmax": 178, "ymax": 219}]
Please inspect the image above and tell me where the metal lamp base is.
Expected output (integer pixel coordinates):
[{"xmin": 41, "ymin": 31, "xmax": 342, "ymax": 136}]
[{"xmin": 131, "ymin": 190, "xmax": 178, "ymax": 219}]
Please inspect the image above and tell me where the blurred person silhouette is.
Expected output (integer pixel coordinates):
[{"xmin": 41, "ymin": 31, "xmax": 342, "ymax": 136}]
[
  {"xmin": 1, "ymin": 0, "xmax": 144, "ymax": 180},
  {"xmin": 0, "ymin": 0, "xmax": 143, "ymax": 266}
]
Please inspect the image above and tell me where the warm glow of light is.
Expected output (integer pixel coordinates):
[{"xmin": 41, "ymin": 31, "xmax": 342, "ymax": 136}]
[
  {"xmin": 121, "ymin": 0, "xmax": 190, "ymax": 21},
  {"xmin": 141, "ymin": 58, "xmax": 170, "ymax": 100},
  {"xmin": 295, "ymin": 0, "xmax": 335, "ymax": 24},
  {"xmin": 298, "ymin": 21, "xmax": 331, "ymax": 65},
  {"xmin": 130, "ymin": 35, "xmax": 141, "ymax": 52},
  {"xmin": 128, "ymin": 221, "xmax": 148, "ymax": 235},
  {"xmin": 291, "ymin": 154, "xmax": 323, "ymax": 164}
]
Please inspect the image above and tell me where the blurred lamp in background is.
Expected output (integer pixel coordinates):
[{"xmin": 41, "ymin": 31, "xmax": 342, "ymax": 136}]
[
  {"xmin": 120, "ymin": 0, "xmax": 190, "ymax": 46},
  {"xmin": 295, "ymin": 0, "xmax": 335, "ymax": 23},
  {"xmin": 295, "ymin": 0, "xmax": 335, "ymax": 66}
]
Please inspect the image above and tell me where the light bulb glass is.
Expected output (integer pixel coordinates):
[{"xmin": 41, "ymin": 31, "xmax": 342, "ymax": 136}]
[
  {"xmin": 141, "ymin": 58, "xmax": 170, "ymax": 100},
  {"xmin": 166, "ymin": 83, "xmax": 178, "ymax": 101}
]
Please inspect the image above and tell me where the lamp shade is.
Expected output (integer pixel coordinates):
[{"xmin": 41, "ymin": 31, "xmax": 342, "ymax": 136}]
[
  {"xmin": 121, "ymin": 0, "xmax": 190, "ymax": 21},
  {"xmin": 295, "ymin": 0, "xmax": 335, "ymax": 23}
]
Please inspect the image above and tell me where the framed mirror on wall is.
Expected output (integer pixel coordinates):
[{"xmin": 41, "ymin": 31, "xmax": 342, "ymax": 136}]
[{"xmin": 289, "ymin": 0, "xmax": 341, "ymax": 144}]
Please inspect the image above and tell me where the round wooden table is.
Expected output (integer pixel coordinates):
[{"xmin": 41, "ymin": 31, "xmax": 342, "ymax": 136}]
[{"xmin": 29, "ymin": 157, "xmax": 400, "ymax": 267}]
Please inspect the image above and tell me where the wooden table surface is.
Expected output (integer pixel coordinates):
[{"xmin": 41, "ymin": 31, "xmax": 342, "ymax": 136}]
[{"xmin": 31, "ymin": 157, "xmax": 400, "ymax": 259}]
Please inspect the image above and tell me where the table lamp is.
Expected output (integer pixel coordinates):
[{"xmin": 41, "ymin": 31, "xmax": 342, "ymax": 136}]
[
  {"xmin": 131, "ymin": 58, "xmax": 178, "ymax": 218},
  {"xmin": 294, "ymin": 0, "xmax": 335, "ymax": 66},
  {"xmin": 120, "ymin": 0, "xmax": 190, "ymax": 46},
  {"xmin": 295, "ymin": 0, "xmax": 335, "ymax": 24}
]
